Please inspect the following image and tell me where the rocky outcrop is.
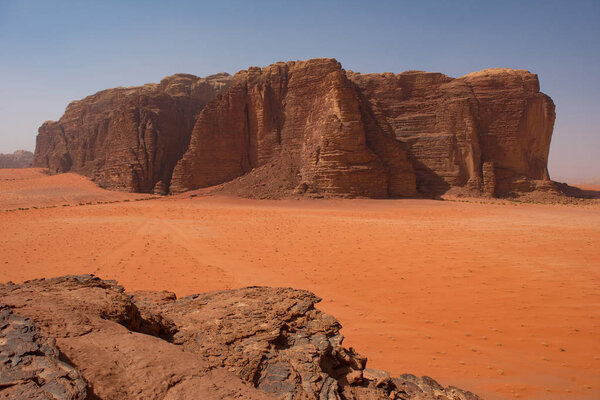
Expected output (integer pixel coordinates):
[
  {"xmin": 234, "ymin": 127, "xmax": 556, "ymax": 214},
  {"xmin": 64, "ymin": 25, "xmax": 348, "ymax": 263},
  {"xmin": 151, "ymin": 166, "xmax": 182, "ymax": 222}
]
[
  {"xmin": 348, "ymin": 68, "xmax": 555, "ymax": 197},
  {"xmin": 0, "ymin": 150, "xmax": 33, "ymax": 169},
  {"xmin": 0, "ymin": 276, "xmax": 271, "ymax": 400},
  {"xmin": 34, "ymin": 58, "xmax": 556, "ymax": 198},
  {"xmin": 170, "ymin": 59, "xmax": 416, "ymax": 198},
  {"xmin": 0, "ymin": 275, "xmax": 481, "ymax": 400},
  {"xmin": 33, "ymin": 73, "xmax": 232, "ymax": 193},
  {"xmin": 0, "ymin": 306, "xmax": 88, "ymax": 399}
]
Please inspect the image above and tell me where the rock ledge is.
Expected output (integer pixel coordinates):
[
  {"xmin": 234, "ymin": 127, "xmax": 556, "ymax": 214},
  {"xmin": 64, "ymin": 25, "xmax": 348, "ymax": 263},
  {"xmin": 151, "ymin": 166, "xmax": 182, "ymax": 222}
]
[{"xmin": 0, "ymin": 275, "xmax": 481, "ymax": 399}]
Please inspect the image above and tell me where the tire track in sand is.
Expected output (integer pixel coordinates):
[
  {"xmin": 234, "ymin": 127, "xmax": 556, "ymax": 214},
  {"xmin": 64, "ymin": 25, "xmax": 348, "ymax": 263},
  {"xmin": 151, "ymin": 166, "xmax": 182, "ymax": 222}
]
[{"xmin": 94, "ymin": 216, "xmax": 235, "ymax": 294}]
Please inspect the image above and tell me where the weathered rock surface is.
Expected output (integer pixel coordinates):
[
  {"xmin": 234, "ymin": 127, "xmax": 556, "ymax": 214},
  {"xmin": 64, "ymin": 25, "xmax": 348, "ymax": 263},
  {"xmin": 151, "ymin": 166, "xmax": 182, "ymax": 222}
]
[
  {"xmin": 348, "ymin": 68, "xmax": 555, "ymax": 196},
  {"xmin": 33, "ymin": 73, "xmax": 232, "ymax": 193},
  {"xmin": 0, "ymin": 275, "xmax": 481, "ymax": 400},
  {"xmin": 0, "ymin": 150, "xmax": 33, "ymax": 169},
  {"xmin": 33, "ymin": 58, "xmax": 555, "ymax": 198},
  {"xmin": 0, "ymin": 276, "xmax": 271, "ymax": 400},
  {"xmin": 0, "ymin": 306, "xmax": 88, "ymax": 399},
  {"xmin": 170, "ymin": 59, "xmax": 416, "ymax": 198}
]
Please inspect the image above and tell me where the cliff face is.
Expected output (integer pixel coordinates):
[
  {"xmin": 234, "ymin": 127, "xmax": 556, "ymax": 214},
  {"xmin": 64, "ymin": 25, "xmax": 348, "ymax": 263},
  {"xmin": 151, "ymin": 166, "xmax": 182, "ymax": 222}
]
[
  {"xmin": 170, "ymin": 59, "xmax": 416, "ymax": 197},
  {"xmin": 0, "ymin": 150, "xmax": 33, "ymax": 168},
  {"xmin": 348, "ymin": 68, "xmax": 555, "ymax": 196},
  {"xmin": 33, "ymin": 73, "xmax": 232, "ymax": 193},
  {"xmin": 460, "ymin": 69, "xmax": 555, "ymax": 196},
  {"xmin": 34, "ymin": 59, "xmax": 556, "ymax": 198}
]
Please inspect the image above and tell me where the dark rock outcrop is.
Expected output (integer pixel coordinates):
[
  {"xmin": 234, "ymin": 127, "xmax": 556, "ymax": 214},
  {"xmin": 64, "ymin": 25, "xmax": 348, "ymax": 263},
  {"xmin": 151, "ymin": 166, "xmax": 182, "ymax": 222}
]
[
  {"xmin": 34, "ymin": 58, "xmax": 556, "ymax": 198},
  {"xmin": 0, "ymin": 306, "xmax": 88, "ymax": 399},
  {"xmin": 0, "ymin": 150, "xmax": 33, "ymax": 169},
  {"xmin": 0, "ymin": 275, "xmax": 481, "ymax": 400},
  {"xmin": 0, "ymin": 276, "xmax": 271, "ymax": 400}
]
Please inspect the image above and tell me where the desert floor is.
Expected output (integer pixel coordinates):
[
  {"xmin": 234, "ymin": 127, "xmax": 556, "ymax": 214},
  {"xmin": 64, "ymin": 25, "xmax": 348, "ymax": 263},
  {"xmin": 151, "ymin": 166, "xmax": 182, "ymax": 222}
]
[{"xmin": 1, "ymin": 169, "xmax": 599, "ymax": 400}]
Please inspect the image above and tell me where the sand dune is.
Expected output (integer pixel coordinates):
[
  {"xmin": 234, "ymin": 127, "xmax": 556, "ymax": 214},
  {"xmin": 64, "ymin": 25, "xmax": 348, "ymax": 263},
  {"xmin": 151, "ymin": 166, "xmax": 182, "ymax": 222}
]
[
  {"xmin": 1, "ymin": 169, "xmax": 599, "ymax": 400},
  {"xmin": 0, "ymin": 168, "xmax": 153, "ymax": 209}
]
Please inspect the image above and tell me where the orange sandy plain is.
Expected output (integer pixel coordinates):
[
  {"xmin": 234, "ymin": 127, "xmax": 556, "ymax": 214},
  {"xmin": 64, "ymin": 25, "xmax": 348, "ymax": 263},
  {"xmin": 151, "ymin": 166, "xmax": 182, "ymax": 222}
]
[{"xmin": 1, "ymin": 169, "xmax": 599, "ymax": 400}]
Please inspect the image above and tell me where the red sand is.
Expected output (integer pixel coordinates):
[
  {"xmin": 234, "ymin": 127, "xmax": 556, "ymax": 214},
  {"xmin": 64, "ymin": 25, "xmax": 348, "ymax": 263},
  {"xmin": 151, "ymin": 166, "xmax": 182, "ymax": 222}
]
[
  {"xmin": 0, "ymin": 168, "xmax": 152, "ymax": 209},
  {"xmin": 1, "ymin": 169, "xmax": 599, "ymax": 399}
]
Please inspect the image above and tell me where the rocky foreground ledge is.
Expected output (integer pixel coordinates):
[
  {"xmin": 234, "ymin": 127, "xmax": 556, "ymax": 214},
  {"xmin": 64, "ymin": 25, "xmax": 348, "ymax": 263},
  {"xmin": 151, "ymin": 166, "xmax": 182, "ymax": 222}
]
[{"xmin": 0, "ymin": 276, "xmax": 481, "ymax": 399}]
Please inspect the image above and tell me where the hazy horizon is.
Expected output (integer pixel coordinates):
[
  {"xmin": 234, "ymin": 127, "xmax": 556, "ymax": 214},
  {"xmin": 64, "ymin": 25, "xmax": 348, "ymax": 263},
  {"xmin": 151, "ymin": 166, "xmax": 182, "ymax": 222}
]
[{"xmin": 1, "ymin": 0, "xmax": 598, "ymax": 182}]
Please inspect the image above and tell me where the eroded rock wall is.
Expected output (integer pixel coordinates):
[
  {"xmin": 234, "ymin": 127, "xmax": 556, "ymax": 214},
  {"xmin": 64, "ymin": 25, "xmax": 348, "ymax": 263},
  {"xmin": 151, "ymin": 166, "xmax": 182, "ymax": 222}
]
[
  {"xmin": 170, "ymin": 59, "xmax": 417, "ymax": 198},
  {"xmin": 33, "ymin": 73, "xmax": 232, "ymax": 193},
  {"xmin": 460, "ymin": 69, "xmax": 555, "ymax": 196},
  {"xmin": 348, "ymin": 68, "xmax": 555, "ymax": 197},
  {"xmin": 34, "ymin": 59, "xmax": 555, "ymax": 198}
]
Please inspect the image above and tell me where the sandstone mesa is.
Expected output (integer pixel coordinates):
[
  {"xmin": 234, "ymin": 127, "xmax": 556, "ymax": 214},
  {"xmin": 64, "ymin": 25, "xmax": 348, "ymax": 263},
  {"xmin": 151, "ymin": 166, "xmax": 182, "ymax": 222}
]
[{"xmin": 33, "ymin": 58, "xmax": 556, "ymax": 198}]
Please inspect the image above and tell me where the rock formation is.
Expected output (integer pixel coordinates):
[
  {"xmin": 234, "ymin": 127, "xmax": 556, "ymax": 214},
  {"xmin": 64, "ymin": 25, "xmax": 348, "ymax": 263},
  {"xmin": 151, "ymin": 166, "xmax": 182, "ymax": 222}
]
[
  {"xmin": 33, "ymin": 73, "xmax": 232, "ymax": 193},
  {"xmin": 0, "ymin": 306, "xmax": 88, "ymax": 399},
  {"xmin": 0, "ymin": 150, "xmax": 33, "ymax": 169},
  {"xmin": 0, "ymin": 275, "xmax": 481, "ymax": 400},
  {"xmin": 34, "ymin": 58, "xmax": 556, "ymax": 198},
  {"xmin": 348, "ymin": 68, "xmax": 555, "ymax": 197},
  {"xmin": 170, "ymin": 59, "xmax": 416, "ymax": 198}
]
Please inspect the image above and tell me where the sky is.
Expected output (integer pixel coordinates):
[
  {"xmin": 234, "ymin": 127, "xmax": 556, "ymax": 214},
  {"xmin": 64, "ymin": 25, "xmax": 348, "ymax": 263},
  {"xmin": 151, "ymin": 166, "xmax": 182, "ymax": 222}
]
[{"xmin": 0, "ymin": 0, "xmax": 598, "ymax": 182}]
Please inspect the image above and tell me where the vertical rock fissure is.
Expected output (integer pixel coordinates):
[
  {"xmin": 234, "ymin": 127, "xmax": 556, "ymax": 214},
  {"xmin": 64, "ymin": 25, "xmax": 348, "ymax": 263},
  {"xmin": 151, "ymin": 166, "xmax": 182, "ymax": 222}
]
[{"xmin": 244, "ymin": 101, "xmax": 253, "ymax": 171}]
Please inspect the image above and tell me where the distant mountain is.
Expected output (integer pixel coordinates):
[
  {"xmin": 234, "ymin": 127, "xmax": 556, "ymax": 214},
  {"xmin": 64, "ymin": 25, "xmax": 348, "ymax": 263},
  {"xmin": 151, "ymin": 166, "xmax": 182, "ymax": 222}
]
[{"xmin": 0, "ymin": 150, "xmax": 34, "ymax": 168}]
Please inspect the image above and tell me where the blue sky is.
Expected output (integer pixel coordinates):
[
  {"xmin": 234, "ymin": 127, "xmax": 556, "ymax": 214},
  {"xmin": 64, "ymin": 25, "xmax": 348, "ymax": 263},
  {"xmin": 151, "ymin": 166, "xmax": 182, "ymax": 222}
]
[{"xmin": 0, "ymin": 0, "xmax": 598, "ymax": 182}]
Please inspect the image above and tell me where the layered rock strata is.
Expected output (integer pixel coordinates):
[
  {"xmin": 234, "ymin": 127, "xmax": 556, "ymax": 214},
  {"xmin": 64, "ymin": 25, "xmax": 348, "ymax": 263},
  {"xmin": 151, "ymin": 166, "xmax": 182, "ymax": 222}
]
[
  {"xmin": 0, "ymin": 275, "xmax": 481, "ymax": 400},
  {"xmin": 348, "ymin": 68, "xmax": 555, "ymax": 196},
  {"xmin": 34, "ymin": 58, "xmax": 555, "ymax": 198},
  {"xmin": 33, "ymin": 73, "xmax": 232, "ymax": 193},
  {"xmin": 169, "ymin": 59, "xmax": 416, "ymax": 197}
]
